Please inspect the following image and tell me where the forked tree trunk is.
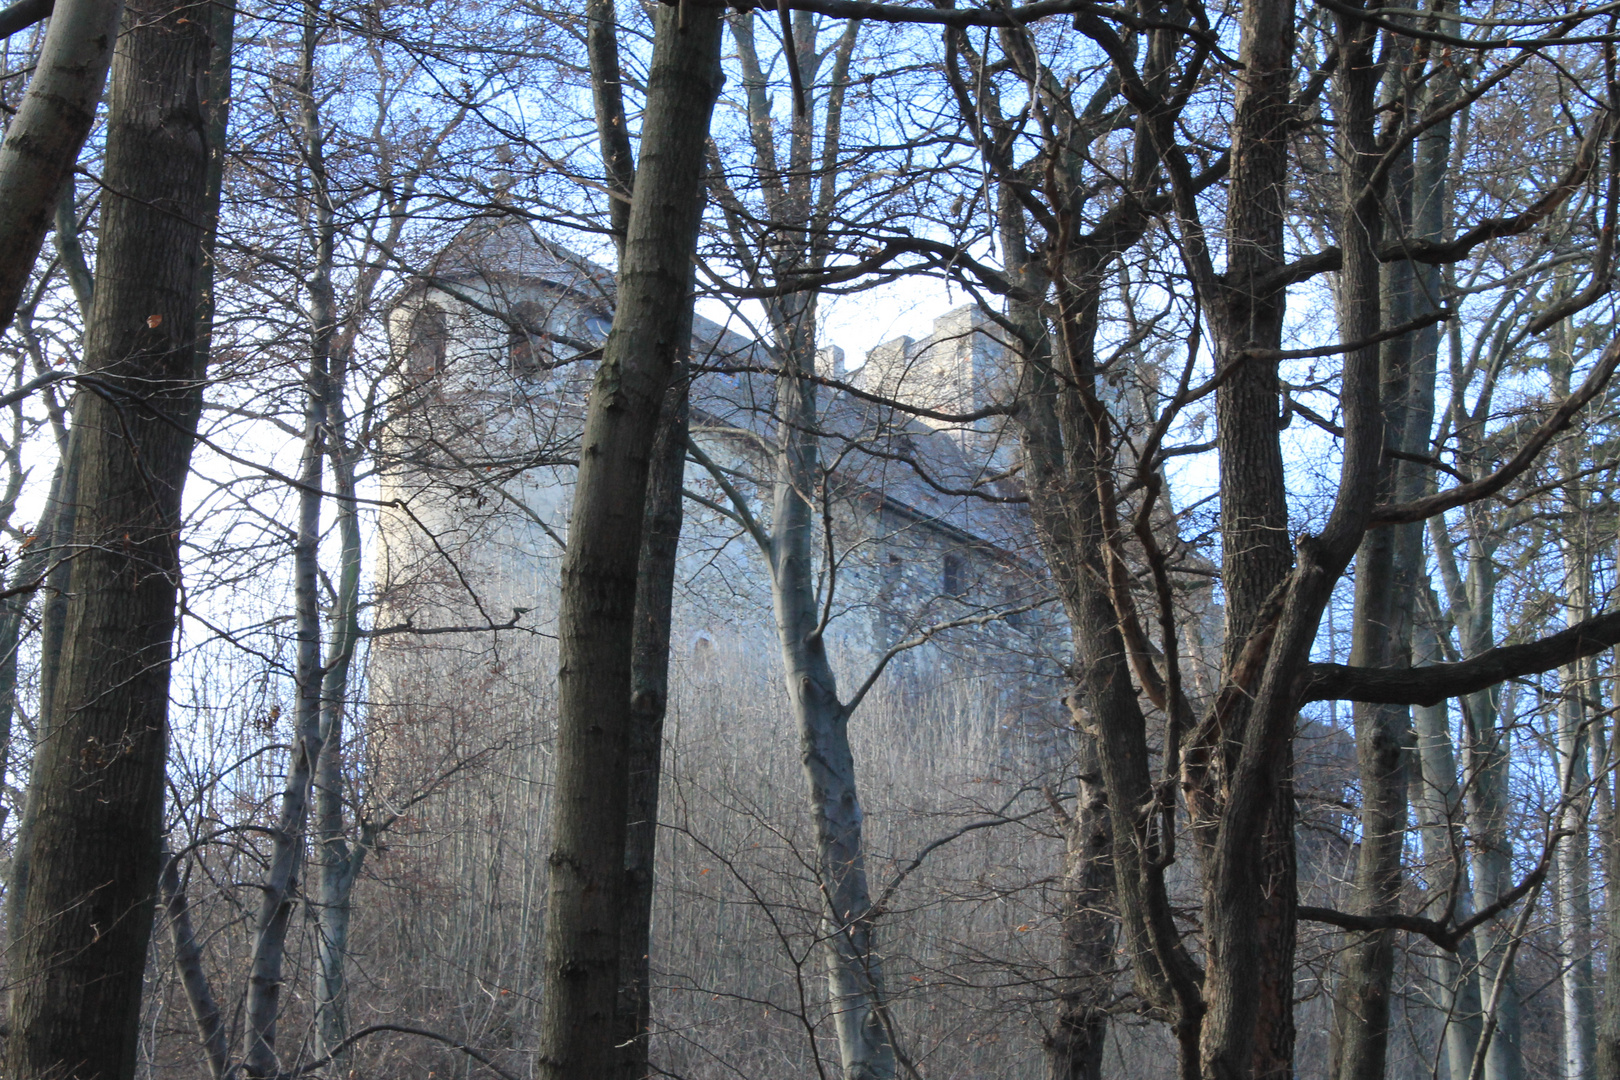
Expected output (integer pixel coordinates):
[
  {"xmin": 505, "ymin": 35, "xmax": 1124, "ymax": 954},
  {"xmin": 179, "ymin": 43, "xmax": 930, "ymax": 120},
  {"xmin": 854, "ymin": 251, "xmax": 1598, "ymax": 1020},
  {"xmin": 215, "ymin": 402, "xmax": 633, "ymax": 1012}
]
[
  {"xmin": 708, "ymin": 17, "xmax": 897, "ymax": 1076},
  {"xmin": 770, "ymin": 332, "xmax": 896, "ymax": 1080},
  {"xmin": 538, "ymin": 8, "xmax": 722, "ymax": 1076},
  {"xmin": 584, "ymin": 8, "xmax": 690, "ymax": 1077},
  {"xmin": 3, "ymin": 0, "xmax": 214, "ymax": 1072},
  {"xmin": 996, "ymin": 200, "xmax": 1200, "ymax": 1075},
  {"xmin": 1331, "ymin": 39, "xmax": 1438, "ymax": 1074}
]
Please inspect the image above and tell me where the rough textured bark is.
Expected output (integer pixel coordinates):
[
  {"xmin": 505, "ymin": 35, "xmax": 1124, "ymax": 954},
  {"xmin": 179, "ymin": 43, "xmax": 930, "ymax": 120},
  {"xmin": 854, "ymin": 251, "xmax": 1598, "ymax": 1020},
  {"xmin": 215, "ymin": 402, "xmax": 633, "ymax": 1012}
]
[
  {"xmin": 995, "ymin": 194, "xmax": 1202, "ymax": 1074},
  {"xmin": 537, "ymin": 9, "xmax": 722, "ymax": 1076},
  {"xmin": 585, "ymin": 11, "xmax": 690, "ymax": 1077},
  {"xmin": 1195, "ymin": 0, "xmax": 1299, "ymax": 1074},
  {"xmin": 3, "ymin": 0, "xmax": 214, "ymax": 1071},
  {"xmin": 947, "ymin": 15, "xmax": 1212, "ymax": 1067},
  {"xmin": 1045, "ymin": 726, "xmax": 1117, "ymax": 1080},
  {"xmin": 0, "ymin": 0, "xmax": 122, "ymax": 329}
]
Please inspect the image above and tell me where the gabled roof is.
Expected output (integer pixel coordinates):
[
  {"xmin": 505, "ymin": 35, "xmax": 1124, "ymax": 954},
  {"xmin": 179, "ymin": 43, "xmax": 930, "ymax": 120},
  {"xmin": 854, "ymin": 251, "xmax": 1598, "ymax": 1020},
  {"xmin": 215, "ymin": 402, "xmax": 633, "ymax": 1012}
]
[{"xmin": 428, "ymin": 217, "xmax": 616, "ymax": 305}]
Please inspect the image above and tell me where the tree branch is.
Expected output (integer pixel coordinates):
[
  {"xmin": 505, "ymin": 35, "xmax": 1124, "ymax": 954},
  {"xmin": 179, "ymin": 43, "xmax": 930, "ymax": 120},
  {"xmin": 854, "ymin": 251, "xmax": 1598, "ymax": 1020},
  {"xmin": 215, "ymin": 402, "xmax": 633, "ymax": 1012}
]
[
  {"xmin": 1297, "ymin": 606, "xmax": 1620, "ymax": 705},
  {"xmin": 1371, "ymin": 329, "xmax": 1620, "ymax": 526}
]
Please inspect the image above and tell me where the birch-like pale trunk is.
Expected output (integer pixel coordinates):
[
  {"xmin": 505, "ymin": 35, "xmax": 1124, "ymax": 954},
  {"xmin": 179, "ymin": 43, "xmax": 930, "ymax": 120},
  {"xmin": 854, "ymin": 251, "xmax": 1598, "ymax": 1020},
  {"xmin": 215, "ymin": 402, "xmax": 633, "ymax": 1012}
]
[
  {"xmin": 770, "ymin": 333, "xmax": 895, "ymax": 1080},
  {"xmin": 1411, "ymin": 615, "xmax": 1486, "ymax": 1080},
  {"xmin": 0, "ymin": 0, "xmax": 122, "ymax": 328},
  {"xmin": 714, "ymin": 17, "xmax": 895, "ymax": 1077},
  {"xmin": 1552, "ymin": 346, "xmax": 1597, "ymax": 1080},
  {"xmin": 1461, "ymin": 546, "xmax": 1524, "ymax": 1080},
  {"xmin": 1594, "ymin": 697, "xmax": 1620, "ymax": 1076}
]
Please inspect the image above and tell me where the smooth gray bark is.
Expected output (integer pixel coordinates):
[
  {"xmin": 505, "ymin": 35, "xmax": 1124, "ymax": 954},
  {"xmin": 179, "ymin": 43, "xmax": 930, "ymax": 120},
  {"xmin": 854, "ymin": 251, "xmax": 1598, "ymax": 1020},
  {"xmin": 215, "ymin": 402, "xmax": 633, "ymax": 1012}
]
[
  {"xmin": 1551, "ymin": 345, "xmax": 1596, "ymax": 1080},
  {"xmin": 0, "ymin": 0, "xmax": 121, "ymax": 329},
  {"xmin": 711, "ymin": 17, "xmax": 896, "ymax": 1077},
  {"xmin": 1410, "ymin": 616, "xmax": 1485, "ymax": 1080},
  {"xmin": 160, "ymin": 852, "xmax": 230, "ymax": 1080},
  {"xmin": 1594, "ymin": 702, "xmax": 1620, "ymax": 1077},
  {"xmin": 1330, "ymin": 35, "xmax": 1435, "ymax": 1077}
]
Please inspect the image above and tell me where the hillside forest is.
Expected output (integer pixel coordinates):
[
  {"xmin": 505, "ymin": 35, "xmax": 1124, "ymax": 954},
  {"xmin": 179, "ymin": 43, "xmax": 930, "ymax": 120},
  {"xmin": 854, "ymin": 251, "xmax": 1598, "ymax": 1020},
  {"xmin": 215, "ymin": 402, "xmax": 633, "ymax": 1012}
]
[{"xmin": 1, "ymin": 0, "xmax": 1620, "ymax": 1078}]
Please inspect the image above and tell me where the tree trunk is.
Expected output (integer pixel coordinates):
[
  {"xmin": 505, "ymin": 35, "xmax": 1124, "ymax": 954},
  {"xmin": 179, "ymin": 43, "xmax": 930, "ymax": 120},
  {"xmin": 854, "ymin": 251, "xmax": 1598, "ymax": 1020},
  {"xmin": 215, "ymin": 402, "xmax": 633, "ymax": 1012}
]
[
  {"xmin": 1197, "ymin": 0, "xmax": 1298, "ymax": 1072},
  {"xmin": 6, "ymin": 438, "xmax": 78, "ymax": 943},
  {"xmin": 585, "ymin": 9, "xmax": 690, "ymax": 1077},
  {"xmin": 241, "ymin": 14, "xmax": 333, "ymax": 1073},
  {"xmin": 1410, "ymin": 617, "xmax": 1486, "ymax": 1080},
  {"xmin": 613, "ymin": 342, "xmax": 691, "ymax": 1080},
  {"xmin": 1045, "ymin": 724, "xmax": 1116, "ymax": 1080},
  {"xmin": 718, "ymin": 16, "xmax": 900, "ymax": 1077},
  {"xmin": 767, "ymin": 323, "xmax": 897, "ymax": 1080},
  {"xmin": 537, "ymin": 8, "xmax": 722, "ymax": 1076},
  {"xmin": 1552, "ymin": 346, "xmax": 1596, "ymax": 1080},
  {"xmin": 998, "ymin": 200, "xmax": 1201, "ymax": 1072},
  {"xmin": 1594, "ymin": 700, "xmax": 1620, "ymax": 1078},
  {"xmin": 1460, "ymin": 554, "xmax": 1524, "ymax": 1080},
  {"xmin": 3, "ymin": 0, "xmax": 214, "ymax": 1071},
  {"xmin": 0, "ymin": 456, "xmax": 72, "ymax": 825},
  {"xmin": 0, "ymin": 0, "xmax": 122, "ymax": 329},
  {"xmin": 1331, "ymin": 43, "xmax": 1434, "ymax": 1075},
  {"xmin": 160, "ymin": 852, "xmax": 230, "ymax": 1080},
  {"xmin": 312, "ymin": 405, "xmax": 364, "ymax": 1064}
]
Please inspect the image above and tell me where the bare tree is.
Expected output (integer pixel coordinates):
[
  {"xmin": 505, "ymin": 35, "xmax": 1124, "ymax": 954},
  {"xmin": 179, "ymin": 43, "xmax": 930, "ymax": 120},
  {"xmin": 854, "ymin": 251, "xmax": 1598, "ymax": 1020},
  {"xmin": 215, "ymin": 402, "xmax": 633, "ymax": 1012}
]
[
  {"xmin": 538, "ymin": 5, "xmax": 723, "ymax": 1075},
  {"xmin": 4, "ymin": 0, "xmax": 221, "ymax": 1072}
]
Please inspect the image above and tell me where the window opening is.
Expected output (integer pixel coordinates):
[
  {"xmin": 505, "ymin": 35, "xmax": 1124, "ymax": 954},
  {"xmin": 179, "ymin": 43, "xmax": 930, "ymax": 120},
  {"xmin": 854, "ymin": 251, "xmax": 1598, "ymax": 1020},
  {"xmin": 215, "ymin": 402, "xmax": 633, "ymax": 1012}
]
[
  {"xmin": 406, "ymin": 303, "xmax": 447, "ymax": 380},
  {"xmin": 508, "ymin": 301, "xmax": 553, "ymax": 378}
]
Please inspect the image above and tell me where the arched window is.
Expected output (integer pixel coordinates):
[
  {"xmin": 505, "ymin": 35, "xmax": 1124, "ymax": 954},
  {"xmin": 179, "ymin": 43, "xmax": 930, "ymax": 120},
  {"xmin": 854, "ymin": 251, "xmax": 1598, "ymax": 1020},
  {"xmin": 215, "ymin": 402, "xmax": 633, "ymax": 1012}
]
[
  {"xmin": 406, "ymin": 303, "xmax": 447, "ymax": 379},
  {"xmin": 508, "ymin": 301, "xmax": 553, "ymax": 378}
]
